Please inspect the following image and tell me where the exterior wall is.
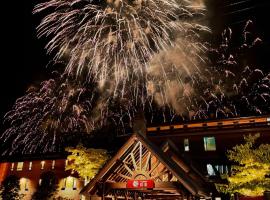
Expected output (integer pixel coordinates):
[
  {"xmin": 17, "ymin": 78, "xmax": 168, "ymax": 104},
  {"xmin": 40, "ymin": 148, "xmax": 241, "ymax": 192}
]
[
  {"xmin": 148, "ymin": 116, "xmax": 270, "ymax": 178},
  {"xmin": 151, "ymin": 131, "xmax": 270, "ymax": 177},
  {"xmin": 0, "ymin": 159, "xmax": 85, "ymax": 200}
]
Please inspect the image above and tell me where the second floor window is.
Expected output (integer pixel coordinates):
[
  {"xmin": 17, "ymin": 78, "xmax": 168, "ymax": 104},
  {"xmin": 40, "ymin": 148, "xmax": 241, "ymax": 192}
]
[
  {"xmin": 52, "ymin": 160, "xmax": 55, "ymax": 169},
  {"xmin": 203, "ymin": 137, "xmax": 216, "ymax": 151},
  {"xmin": 41, "ymin": 161, "xmax": 45, "ymax": 170},
  {"xmin": 17, "ymin": 162, "xmax": 23, "ymax": 171},
  {"xmin": 206, "ymin": 164, "xmax": 216, "ymax": 176},
  {"xmin": 29, "ymin": 162, "xmax": 32, "ymax": 170},
  {"xmin": 11, "ymin": 163, "xmax": 14, "ymax": 171},
  {"xmin": 184, "ymin": 138, "xmax": 189, "ymax": 151}
]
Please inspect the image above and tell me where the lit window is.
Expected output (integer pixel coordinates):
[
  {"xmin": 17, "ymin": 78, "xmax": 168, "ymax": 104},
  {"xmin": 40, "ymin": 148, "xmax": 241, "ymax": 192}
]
[
  {"xmin": 66, "ymin": 176, "xmax": 74, "ymax": 189},
  {"xmin": 84, "ymin": 177, "xmax": 89, "ymax": 186},
  {"xmin": 52, "ymin": 160, "xmax": 55, "ymax": 169},
  {"xmin": 203, "ymin": 137, "xmax": 216, "ymax": 151},
  {"xmin": 225, "ymin": 165, "xmax": 229, "ymax": 174},
  {"xmin": 20, "ymin": 178, "xmax": 29, "ymax": 191},
  {"xmin": 214, "ymin": 165, "xmax": 229, "ymax": 175},
  {"xmin": 73, "ymin": 178, "xmax": 77, "ymax": 190},
  {"xmin": 11, "ymin": 163, "xmax": 14, "ymax": 171},
  {"xmin": 17, "ymin": 162, "xmax": 24, "ymax": 171},
  {"xmin": 215, "ymin": 197, "xmax": 221, "ymax": 200},
  {"xmin": 29, "ymin": 162, "xmax": 32, "ymax": 170},
  {"xmin": 65, "ymin": 160, "xmax": 68, "ymax": 167},
  {"xmin": 25, "ymin": 179, "xmax": 29, "ymax": 191},
  {"xmin": 206, "ymin": 164, "xmax": 216, "ymax": 176},
  {"xmin": 80, "ymin": 195, "xmax": 86, "ymax": 200},
  {"xmin": 184, "ymin": 138, "xmax": 189, "ymax": 151},
  {"xmin": 41, "ymin": 161, "xmax": 45, "ymax": 170}
]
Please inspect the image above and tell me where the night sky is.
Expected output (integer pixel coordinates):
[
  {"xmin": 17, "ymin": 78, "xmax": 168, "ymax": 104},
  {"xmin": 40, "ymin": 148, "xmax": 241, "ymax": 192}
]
[{"xmin": 1, "ymin": 0, "xmax": 269, "ymax": 131}]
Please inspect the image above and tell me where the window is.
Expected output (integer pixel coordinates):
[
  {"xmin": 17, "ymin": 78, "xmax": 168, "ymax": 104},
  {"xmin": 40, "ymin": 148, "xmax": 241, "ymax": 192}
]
[
  {"xmin": 52, "ymin": 160, "xmax": 55, "ymax": 169},
  {"xmin": 215, "ymin": 165, "xmax": 230, "ymax": 175},
  {"xmin": 25, "ymin": 179, "xmax": 29, "ymax": 191},
  {"xmin": 215, "ymin": 165, "xmax": 223, "ymax": 174},
  {"xmin": 11, "ymin": 163, "xmax": 14, "ymax": 171},
  {"xmin": 41, "ymin": 161, "xmax": 45, "ymax": 170},
  {"xmin": 84, "ymin": 177, "xmax": 89, "ymax": 186},
  {"xmin": 20, "ymin": 178, "xmax": 29, "ymax": 191},
  {"xmin": 39, "ymin": 179, "xmax": 42, "ymax": 186},
  {"xmin": 206, "ymin": 164, "xmax": 216, "ymax": 176},
  {"xmin": 184, "ymin": 138, "xmax": 189, "ymax": 151},
  {"xmin": 73, "ymin": 178, "xmax": 77, "ymax": 190},
  {"xmin": 29, "ymin": 162, "xmax": 32, "ymax": 170},
  {"xmin": 80, "ymin": 195, "xmax": 86, "ymax": 200},
  {"xmin": 17, "ymin": 162, "xmax": 24, "ymax": 171},
  {"xmin": 65, "ymin": 159, "xmax": 69, "ymax": 167},
  {"xmin": 203, "ymin": 137, "xmax": 216, "ymax": 151}
]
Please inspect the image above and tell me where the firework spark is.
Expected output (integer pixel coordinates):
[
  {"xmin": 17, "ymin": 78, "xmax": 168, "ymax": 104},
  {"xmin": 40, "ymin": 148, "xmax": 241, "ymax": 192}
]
[
  {"xmin": 34, "ymin": 0, "xmax": 208, "ymax": 97},
  {"xmin": 1, "ymin": 73, "xmax": 104, "ymax": 154},
  {"xmin": 1, "ymin": 71, "xmax": 153, "ymax": 154},
  {"xmin": 189, "ymin": 21, "xmax": 270, "ymax": 120}
]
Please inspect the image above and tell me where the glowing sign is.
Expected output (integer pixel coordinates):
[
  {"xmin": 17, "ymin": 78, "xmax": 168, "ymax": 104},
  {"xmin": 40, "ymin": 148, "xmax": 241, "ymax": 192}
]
[{"xmin": 126, "ymin": 180, "xmax": 155, "ymax": 189}]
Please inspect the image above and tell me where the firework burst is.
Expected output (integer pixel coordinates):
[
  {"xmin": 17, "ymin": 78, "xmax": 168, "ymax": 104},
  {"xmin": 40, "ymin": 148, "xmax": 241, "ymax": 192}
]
[
  {"xmin": 1, "ymin": 71, "xmax": 153, "ymax": 154},
  {"xmin": 1, "ymin": 73, "xmax": 102, "ymax": 154},
  {"xmin": 34, "ymin": 0, "xmax": 208, "ymax": 97}
]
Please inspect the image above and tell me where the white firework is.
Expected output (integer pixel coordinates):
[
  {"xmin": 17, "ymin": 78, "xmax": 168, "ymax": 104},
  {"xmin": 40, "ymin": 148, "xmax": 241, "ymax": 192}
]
[{"xmin": 34, "ymin": 0, "xmax": 208, "ymax": 97}]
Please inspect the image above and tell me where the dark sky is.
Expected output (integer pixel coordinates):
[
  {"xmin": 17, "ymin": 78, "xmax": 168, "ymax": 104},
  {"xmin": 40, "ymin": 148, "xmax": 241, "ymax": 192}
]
[{"xmin": 0, "ymin": 0, "xmax": 269, "ymax": 129}]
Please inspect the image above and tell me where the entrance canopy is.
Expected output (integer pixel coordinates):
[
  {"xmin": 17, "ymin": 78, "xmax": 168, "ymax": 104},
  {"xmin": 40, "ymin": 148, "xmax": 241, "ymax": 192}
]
[{"xmin": 81, "ymin": 134, "xmax": 210, "ymax": 199}]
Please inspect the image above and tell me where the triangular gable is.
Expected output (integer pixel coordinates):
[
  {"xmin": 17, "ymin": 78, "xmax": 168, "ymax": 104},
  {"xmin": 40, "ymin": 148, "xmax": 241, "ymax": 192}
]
[{"xmin": 81, "ymin": 134, "xmax": 210, "ymax": 198}]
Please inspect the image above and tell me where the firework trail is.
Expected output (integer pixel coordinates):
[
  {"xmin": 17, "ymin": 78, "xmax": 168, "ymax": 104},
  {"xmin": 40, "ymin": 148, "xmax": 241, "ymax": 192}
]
[
  {"xmin": 1, "ymin": 20, "xmax": 268, "ymax": 154},
  {"xmin": 188, "ymin": 21, "xmax": 270, "ymax": 120},
  {"xmin": 33, "ymin": 0, "xmax": 208, "ymax": 99},
  {"xmin": 1, "ymin": 73, "xmax": 105, "ymax": 154},
  {"xmin": 0, "ymin": 71, "xmax": 153, "ymax": 154}
]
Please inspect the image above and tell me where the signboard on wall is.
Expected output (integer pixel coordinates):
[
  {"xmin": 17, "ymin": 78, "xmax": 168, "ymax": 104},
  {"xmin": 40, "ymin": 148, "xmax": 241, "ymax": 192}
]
[{"xmin": 126, "ymin": 180, "xmax": 155, "ymax": 189}]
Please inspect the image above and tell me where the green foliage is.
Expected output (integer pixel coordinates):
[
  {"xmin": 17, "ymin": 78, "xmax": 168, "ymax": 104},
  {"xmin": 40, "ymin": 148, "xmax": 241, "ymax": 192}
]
[
  {"xmin": 216, "ymin": 133, "xmax": 270, "ymax": 197},
  {"xmin": 0, "ymin": 175, "xmax": 21, "ymax": 200},
  {"xmin": 32, "ymin": 171, "xmax": 58, "ymax": 200},
  {"xmin": 65, "ymin": 145, "xmax": 110, "ymax": 180}
]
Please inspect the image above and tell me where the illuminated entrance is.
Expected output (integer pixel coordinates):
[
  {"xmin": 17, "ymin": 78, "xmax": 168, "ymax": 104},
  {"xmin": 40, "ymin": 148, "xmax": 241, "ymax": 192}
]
[{"xmin": 81, "ymin": 134, "xmax": 210, "ymax": 199}]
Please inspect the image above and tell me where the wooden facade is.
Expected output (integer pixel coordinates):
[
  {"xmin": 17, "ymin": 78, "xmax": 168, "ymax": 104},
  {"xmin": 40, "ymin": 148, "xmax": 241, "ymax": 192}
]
[{"xmin": 81, "ymin": 134, "xmax": 211, "ymax": 200}]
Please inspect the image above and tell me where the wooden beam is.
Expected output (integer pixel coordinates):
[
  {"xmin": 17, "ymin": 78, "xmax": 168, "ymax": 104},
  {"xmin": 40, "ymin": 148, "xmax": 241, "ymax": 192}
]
[
  {"xmin": 143, "ymin": 152, "xmax": 151, "ymax": 171},
  {"xmin": 117, "ymin": 173, "xmax": 131, "ymax": 180}
]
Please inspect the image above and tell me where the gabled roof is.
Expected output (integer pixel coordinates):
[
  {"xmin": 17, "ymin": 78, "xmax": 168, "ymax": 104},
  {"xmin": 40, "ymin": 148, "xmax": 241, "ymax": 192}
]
[{"xmin": 81, "ymin": 133, "xmax": 210, "ymax": 197}]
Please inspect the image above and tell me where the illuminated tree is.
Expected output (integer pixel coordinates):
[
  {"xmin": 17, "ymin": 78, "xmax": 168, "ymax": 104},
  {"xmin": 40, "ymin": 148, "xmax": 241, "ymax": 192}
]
[
  {"xmin": 216, "ymin": 133, "xmax": 270, "ymax": 197},
  {"xmin": 0, "ymin": 175, "xmax": 21, "ymax": 200},
  {"xmin": 65, "ymin": 145, "xmax": 110, "ymax": 180}
]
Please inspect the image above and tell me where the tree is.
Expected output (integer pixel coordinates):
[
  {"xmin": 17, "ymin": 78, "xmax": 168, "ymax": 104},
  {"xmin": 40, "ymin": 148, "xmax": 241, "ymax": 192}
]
[
  {"xmin": 0, "ymin": 175, "xmax": 21, "ymax": 200},
  {"xmin": 216, "ymin": 133, "xmax": 270, "ymax": 197},
  {"xmin": 32, "ymin": 171, "xmax": 58, "ymax": 200},
  {"xmin": 65, "ymin": 145, "xmax": 109, "ymax": 180}
]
